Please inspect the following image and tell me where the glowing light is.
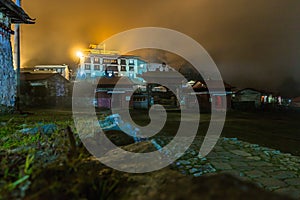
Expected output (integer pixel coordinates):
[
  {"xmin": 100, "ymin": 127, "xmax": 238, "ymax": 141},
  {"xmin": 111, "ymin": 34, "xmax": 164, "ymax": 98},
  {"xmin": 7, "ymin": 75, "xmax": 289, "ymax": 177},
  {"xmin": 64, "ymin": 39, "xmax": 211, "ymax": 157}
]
[
  {"xmin": 108, "ymin": 72, "xmax": 113, "ymax": 77},
  {"xmin": 76, "ymin": 51, "xmax": 83, "ymax": 58}
]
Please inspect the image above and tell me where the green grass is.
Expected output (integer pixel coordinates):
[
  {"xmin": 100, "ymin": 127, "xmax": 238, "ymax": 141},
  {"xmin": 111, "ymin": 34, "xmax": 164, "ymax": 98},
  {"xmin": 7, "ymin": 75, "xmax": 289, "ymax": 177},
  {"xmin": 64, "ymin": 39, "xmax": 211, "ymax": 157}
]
[
  {"xmin": 0, "ymin": 110, "xmax": 119, "ymax": 199},
  {"xmin": 0, "ymin": 111, "xmax": 75, "ymax": 199}
]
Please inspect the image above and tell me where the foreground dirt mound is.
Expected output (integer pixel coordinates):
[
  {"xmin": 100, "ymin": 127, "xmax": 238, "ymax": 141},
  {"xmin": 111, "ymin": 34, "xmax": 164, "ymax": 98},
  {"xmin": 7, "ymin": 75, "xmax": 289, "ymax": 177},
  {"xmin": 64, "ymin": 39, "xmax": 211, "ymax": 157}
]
[
  {"xmin": 104, "ymin": 130, "xmax": 135, "ymax": 146},
  {"xmin": 130, "ymin": 173, "xmax": 293, "ymax": 200},
  {"xmin": 24, "ymin": 141, "xmax": 294, "ymax": 200}
]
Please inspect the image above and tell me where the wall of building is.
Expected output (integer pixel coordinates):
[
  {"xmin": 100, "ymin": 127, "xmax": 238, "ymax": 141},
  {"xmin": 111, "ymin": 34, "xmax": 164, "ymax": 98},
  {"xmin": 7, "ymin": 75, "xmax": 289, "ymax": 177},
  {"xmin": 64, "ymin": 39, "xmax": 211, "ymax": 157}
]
[
  {"xmin": 0, "ymin": 12, "xmax": 16, "ymax": 109},
  {"xmin": 234, "ymin": 89, "xmax": 262, "ymax": 107},
  {"xmin": 77, "ymin": 53, "xmax": 147, "ymax": 80},
  {"xmin": 20, "ymin": 74, "xmax": 71, "ymax": 108}
]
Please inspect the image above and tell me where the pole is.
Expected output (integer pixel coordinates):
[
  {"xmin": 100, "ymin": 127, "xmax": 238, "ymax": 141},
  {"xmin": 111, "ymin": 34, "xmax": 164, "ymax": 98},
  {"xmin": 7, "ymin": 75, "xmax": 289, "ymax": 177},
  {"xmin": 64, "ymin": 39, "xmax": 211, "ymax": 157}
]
[{"xmin": 14, "ymin": 0, "xmax": 21, "ymax": 111}]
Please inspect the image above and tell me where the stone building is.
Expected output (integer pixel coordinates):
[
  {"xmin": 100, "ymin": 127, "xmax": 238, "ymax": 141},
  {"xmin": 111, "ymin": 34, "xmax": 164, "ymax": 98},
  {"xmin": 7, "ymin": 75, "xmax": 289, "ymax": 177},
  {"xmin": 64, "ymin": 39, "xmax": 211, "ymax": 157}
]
[
  {"xmin": 185, "ymin": 80, "xmax": 232, "ymax": 112},
  {"xmin": 95, "ymin": 76, "xmax": 135, "ymax": 109},
  {"xmin": 0, "ymin": 0, "xmax": 34, "ymax": 110},
  {"xmin": 20, "ymin": 72, "xmax": 71, "ymax": 107}
]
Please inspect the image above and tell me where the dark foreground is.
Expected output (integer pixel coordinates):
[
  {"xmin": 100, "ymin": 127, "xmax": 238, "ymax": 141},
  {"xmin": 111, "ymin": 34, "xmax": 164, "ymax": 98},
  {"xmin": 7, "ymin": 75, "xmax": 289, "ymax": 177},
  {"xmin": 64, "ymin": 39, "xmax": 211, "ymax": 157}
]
[{"xmin": 0, "ymin": 108, "xmax": 299, "ymax": 199}]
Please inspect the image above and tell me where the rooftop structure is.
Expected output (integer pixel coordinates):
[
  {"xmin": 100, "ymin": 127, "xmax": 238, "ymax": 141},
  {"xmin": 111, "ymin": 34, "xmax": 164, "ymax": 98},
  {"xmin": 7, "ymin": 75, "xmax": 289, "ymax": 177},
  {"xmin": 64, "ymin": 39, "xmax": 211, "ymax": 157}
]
[
  {"xmin": 33, "ymin": 64, "xmax": 70, "ymax": 80},
  {"xmin": 0, "ymin": 0, "xmax": 35, "ymax": 24}
]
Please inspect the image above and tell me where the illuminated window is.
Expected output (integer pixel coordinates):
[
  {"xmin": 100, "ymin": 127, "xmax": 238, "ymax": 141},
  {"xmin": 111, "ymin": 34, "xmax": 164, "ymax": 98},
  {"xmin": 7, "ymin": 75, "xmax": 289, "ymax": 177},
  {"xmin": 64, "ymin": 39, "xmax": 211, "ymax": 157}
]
[
  {"xmin": 94, "ymin": 65, "xmax": 100, "ymax": 70},
  {"xmin": 94, "ymin": 57, "xmax": 100, "ymax": 63},
  {"xmin": 121, "ymin": 66, "xmax": 126, "ymax": 71},
  {"xmin": 85, "ymin": 64, "xmax": 91, "ymax": 70},
  {"xmin": 103, "ymin": 59, "xmax": 117, "ymax": 64}
]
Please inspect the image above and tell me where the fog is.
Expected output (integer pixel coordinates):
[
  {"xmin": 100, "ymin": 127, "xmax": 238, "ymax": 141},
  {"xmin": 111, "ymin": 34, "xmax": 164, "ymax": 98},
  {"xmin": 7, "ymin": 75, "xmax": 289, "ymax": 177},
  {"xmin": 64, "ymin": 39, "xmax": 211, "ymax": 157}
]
[{"xmin": 21, "ymin": 0, "xmax": 300, "ymax": 96}]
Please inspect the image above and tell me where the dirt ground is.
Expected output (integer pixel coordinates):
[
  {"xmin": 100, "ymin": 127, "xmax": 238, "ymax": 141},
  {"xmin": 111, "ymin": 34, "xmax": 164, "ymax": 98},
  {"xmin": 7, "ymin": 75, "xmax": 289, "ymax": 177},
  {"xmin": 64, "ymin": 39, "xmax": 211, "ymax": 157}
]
[
  {"xmin": 128, "ymin": 109, "xmax": 300, "ymax": 155},
  {"xmin": 1, "ymin": 108, "xmax": 299, "ymax": 199}
]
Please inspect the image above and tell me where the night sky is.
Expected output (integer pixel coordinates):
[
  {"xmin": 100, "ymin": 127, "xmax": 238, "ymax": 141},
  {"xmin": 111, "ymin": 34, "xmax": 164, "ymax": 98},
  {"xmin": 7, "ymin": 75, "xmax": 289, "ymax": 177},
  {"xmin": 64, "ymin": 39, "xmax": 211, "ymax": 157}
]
[{"xmin": 20, "ymin": 0, "xmax": 300, "ymax": 97}]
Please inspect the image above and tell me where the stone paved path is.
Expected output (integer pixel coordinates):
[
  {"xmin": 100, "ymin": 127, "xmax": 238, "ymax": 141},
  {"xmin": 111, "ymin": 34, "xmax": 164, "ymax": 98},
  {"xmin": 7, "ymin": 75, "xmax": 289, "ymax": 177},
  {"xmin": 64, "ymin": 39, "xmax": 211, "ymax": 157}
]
[{"xmin": 153, "ymin": 137, "xmax": 300, "ymax": 199}]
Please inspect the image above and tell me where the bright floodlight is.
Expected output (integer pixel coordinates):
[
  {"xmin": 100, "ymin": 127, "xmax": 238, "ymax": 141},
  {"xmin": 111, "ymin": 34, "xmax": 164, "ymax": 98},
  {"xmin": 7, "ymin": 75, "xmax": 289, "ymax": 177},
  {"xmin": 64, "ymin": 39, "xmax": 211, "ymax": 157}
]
[{"xmin": 76, "ymin": 51, "xmax": 83, "ymax": 58}]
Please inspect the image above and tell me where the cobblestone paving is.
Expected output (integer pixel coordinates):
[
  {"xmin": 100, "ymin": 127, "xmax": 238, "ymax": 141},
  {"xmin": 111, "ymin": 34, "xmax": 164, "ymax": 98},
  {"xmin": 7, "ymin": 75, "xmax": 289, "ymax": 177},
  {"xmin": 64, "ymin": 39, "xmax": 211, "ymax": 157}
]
[{"xmin": 153, "ymin": 137, "xmax": 300, "ymax": 199}]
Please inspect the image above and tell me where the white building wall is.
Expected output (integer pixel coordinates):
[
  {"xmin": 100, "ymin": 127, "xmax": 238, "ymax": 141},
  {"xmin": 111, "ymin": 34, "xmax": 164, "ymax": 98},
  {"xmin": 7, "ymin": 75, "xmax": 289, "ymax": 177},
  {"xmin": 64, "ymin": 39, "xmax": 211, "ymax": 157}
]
[
  {"xmin": 78, "ymin": 53, "xmax": 144, "ymax": 79},
  {"xmin": 34, "ymin": 65, "xmax": 70, "ymax": 80}
]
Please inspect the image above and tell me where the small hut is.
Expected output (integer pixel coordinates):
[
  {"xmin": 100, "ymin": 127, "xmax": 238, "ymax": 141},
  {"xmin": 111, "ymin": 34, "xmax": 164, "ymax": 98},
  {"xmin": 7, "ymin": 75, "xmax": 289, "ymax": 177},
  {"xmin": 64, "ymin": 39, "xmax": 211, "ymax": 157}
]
[{"xmin": 185, "ymin": 80, "xmax": 232, "ymax": 112}]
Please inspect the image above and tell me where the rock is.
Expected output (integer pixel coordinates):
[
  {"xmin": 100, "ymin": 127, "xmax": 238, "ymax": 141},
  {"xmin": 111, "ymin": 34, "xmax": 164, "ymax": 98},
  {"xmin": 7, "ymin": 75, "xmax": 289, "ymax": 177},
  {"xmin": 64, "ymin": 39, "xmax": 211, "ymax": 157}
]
[
  {"xmin": 272, "ymin": 171, "xmax": 297, "ymax": 180},
  {"xmin": 189, "ymin": 168, "xmax": 199, "ymax": 174},
  {"xmin": 193, "ymin": 172, "xmax": 203, "ymax": 177},
  {"xmin": 230, "ymin": 150, "xmax": 252, "ymax": 157},
  {"xmin": 177, "ymin": 160, "xmax": 191, "ymax": 166},
  {"xmin": 211, "ymin": 161, "xmax": 232, "ymax": 170},
  {"xmin": 230, "ymin": 160, "xmax": 248, "ymax": 167},
  {"xmin": 272, "ymin": 150, "xmax": 281, "ymax": 155},
  {"xmin": 248, "ymin": 161, "xmax": 273, "ymax": 167},
  {"xmin": 185, "ymin": 165, "xmax": 193, "ymax": 169},
  {"xmin": 284, "ymin": 178, "xmax": 300, "ymax": 186},
  {"xmin": 246, "ymin": 156, "xmax": 261, "ymax": 161},
  {"xmin": 250, "ymin": 144, "xmax": 260, "ymax": 148},
  {"xmin": 244, "ymin": 170, "xmax": 266, "ymax": 179},
  {"xmin": 201, "ymin": 157, "xmax": 207, "ymax": 161},
  {"xmin": 255, "ymin": 177, "xmax": 287, "ymax": 189}
]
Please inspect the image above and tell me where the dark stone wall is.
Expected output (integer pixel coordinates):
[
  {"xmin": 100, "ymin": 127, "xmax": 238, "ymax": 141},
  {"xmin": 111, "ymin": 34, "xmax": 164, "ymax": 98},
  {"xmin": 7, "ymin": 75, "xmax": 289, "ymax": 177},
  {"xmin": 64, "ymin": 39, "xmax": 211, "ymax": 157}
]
[
  {"xmin": 0, "ymin": 14, "xmax": 16, "ymax": 109},
  {"xmin": 20, "ymin": 75, "xmax": 72, "ymax": 108}
]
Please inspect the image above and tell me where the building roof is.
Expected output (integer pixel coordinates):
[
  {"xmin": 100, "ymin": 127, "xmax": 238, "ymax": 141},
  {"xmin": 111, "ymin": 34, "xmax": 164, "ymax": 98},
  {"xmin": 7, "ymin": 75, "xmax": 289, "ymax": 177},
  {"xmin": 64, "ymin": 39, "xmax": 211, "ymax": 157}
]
[
  {"xmin": 0, "ymin": 0, "xmax": 35, "ymax": 24},
  {"xmin": 236, "ymin": 88, "xmax": 267, "ymax": 95},
  {"xmin": 96, "ymin": 76, "xmax": 134, "ymax": 88},
  {"xmin": 119, "ymin": 55, "xmax": 140, "ymax": 59},
  {"xmin": 192, "ymin": 80, "xmax": 232, "ymax": 91},
  {"xmin": 138, "ymin": 71, "xmax": 185, "ymax": 84},
  {"xmin": 34, "ymin": 65, "xmax": 69, "ymax": 69},
  {"xmin": 20, "ymin": 72, "xmax": 69, "ymax": 82},
  {"xmin": 292, "ymin": 97, "xmax": 300, "ymax": 102}
]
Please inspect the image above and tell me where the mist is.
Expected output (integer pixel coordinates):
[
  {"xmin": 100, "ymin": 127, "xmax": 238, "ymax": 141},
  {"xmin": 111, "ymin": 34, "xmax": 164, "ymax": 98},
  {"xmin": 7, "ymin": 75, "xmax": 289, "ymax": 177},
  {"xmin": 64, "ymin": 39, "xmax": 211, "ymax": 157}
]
[{"xmin": 21, "ymin": 0, "xmax": 300, "ymax": 96}]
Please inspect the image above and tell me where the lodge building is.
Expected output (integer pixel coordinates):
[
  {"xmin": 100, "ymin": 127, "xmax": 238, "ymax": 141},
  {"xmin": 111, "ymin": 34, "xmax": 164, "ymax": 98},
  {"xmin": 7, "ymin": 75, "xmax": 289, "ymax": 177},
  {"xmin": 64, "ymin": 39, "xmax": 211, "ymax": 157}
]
[{"xmin": 77, "ymin": 45, "xmax": 147, "ymax": 80}]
